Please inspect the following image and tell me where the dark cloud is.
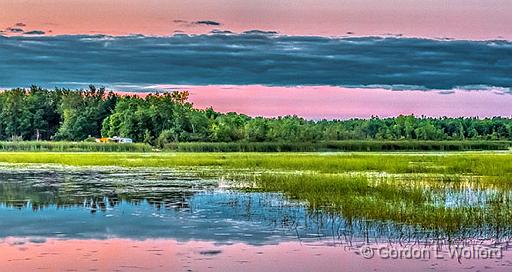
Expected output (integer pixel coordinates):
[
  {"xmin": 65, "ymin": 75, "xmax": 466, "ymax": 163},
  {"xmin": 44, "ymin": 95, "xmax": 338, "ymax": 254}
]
[
  {"xmin": 243, "ymin": 30, "xmax": 278, "ymax": 35},
  {"xmin": 194, "ymin": 20, "xmax": 222, "ymax": 26},
  {"xmin": 210, "ymin": 29, "xmax": 233, "ymax": 35},
  {"xmin": 15, "ymin": 22, "xmax": 26, "ymax": 27},
  {"xmin": 0, "ymin": 34, "xmax": 511, "ymax": 90},
  {"xmin": 23, "ymin": 30, "xmax": 46, "ymax": 35},
  {"xmin": 173, "ymin": 19, "xmax": 222, "ymax": 28},
  {"xmin": 439, "ymin": 90, "xmax": 456, "ymax": 95},
  {"xmin": 6, "ymin": 27, "xmax": 24, "ymax": 33}
]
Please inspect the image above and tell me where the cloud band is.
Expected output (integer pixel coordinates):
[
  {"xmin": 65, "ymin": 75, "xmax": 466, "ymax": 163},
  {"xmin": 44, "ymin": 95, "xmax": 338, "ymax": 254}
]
[{"xmin": 0, "ymin": 33, "xmax": 511, "ymax": 90}]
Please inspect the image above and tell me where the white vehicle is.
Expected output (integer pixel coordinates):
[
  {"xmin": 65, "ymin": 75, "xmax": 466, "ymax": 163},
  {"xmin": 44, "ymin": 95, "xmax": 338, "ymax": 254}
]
[{"xmin": 111, "ymin": 136, "xmax": 133, "ymax": 144}]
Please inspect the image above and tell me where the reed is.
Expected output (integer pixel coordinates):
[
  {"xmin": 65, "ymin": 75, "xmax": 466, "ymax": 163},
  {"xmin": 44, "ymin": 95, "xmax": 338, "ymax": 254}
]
[
  {"xmin": 164, "ymin": 140, "xmax": 512, "ymax": 152},
  {"xmin": 0, "ymin": 141, "xmax": 152, "ymax": 152}
]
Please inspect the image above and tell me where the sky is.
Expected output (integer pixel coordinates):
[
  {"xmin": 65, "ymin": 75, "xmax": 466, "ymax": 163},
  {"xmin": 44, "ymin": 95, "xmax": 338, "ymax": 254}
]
[
  {"xmin": 2, "ymin": 0, "xmax": 512, "ymax": 39},
  {"xmin": 1, "ymin": 0, "xmax": 511, "ymax": 118}
]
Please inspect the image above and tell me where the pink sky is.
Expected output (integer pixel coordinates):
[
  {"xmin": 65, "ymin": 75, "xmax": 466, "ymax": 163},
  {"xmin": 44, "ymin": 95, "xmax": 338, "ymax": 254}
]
[
  {"xmin": 1, "ymin": 0, "xmax": 511, "ymax": 40},
  {"xmin": 184, "ymin": 86, "xmax": 512, "ymax": 119},
  {"xmin": 2, "ymin": 1, "xmax": 510, "ymax": 119}
]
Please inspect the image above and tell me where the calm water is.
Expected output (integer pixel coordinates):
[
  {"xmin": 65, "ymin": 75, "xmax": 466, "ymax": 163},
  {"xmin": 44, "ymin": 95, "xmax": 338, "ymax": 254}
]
[{"xmin": 1, "ymin": 166, "xmax": 511, "ymax": 271}]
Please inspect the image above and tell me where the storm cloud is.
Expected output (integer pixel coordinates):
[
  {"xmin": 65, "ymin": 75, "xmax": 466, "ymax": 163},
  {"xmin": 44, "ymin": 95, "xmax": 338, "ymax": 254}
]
[{"xmin": 0, "ymin": 33, "xmax": 510, "ymax": 90}]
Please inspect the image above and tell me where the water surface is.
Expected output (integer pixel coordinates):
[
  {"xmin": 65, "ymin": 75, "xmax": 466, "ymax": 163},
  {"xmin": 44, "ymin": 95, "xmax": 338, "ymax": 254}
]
[{"xmin": 1, "ymin": 166, "xmax": 511, "ymax": 271}]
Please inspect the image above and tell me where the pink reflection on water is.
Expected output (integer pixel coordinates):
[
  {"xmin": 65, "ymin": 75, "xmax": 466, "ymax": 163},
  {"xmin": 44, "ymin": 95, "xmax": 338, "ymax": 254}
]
[{"xmin": 1, "ymin": 237, "xmax": 511, "ymax": 271}]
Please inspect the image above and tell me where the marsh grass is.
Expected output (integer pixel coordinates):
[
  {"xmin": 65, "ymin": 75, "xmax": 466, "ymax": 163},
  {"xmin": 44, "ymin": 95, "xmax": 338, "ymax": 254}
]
[
  {"xmin": 0, "ymin": 141, "xmax": 151, "ymax": 152},
  {"xmin": 165, "ymin": 141, "xmax": 512, "ymax": 152},
  {"xmin": 245, "ymin": 171, "xmax": 512, "ymax": 235},
  {"xmin": 1, "ymin": 151, "xmax": 511, "ymax": 234},
  {"xmin": 0, "ymin": 141, "xmax": 510, "ymax": 153},
  {"xmin": 0, "ymin": 152, "xmax": 510, "ymax": 176}
]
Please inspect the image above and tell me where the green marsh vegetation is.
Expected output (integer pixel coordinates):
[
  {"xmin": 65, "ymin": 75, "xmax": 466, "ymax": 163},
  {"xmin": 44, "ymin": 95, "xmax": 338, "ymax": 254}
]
[
  {"xmin": 233, "ymin": 153, "xmax": 512, "ymax": 237},
  {"xmin": 0, "ymin": 152, "xmax": 510, "ymax": 176},
  {"xmin": 0, "ymin": 151, "xmax": 511, "ymax": 238},
  {"xmin": 0, "ymin": 141, "xmax": 151, "ymax": 152},
  {"xmin": 164, "ymin": 140, "xmax": 512, "ymax": 152},
  {"xmin": 0, "ymin": 140, "xmax": 510, "ymax": 153},
  {"xmin": 250, "ymin": 172, "xmax": 512, "ymax": 235}
]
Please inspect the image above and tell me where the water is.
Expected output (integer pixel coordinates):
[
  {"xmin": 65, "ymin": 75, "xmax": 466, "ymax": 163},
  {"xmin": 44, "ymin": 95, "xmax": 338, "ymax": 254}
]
[{"xmin": 1, "ymin": 166, "xmax": 511, "ymax": 271}]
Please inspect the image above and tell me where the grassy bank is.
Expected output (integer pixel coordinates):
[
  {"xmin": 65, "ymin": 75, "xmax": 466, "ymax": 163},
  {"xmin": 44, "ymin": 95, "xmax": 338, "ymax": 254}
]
[{"xmin": 0, "ymin": 152, "xmax": 510, "ymax": 177}]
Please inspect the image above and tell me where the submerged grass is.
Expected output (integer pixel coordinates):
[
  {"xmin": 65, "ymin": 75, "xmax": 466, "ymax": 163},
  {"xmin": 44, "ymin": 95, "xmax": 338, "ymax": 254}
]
[{"xmin": 249, "ymin": 172, "xmax": 512, "ymax": 234}]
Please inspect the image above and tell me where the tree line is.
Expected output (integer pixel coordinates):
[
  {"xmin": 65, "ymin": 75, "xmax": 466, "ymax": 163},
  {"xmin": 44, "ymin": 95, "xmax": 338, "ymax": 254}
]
[{"xmin": 0, "ymin": 86, "xmax": 511, "ymax": 146}]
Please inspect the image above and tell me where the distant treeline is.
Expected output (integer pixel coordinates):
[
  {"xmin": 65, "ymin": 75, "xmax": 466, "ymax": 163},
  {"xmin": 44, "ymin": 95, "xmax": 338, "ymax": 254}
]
[{"xmin": 0, "ymin": 86, "xmax": 511, "ymax": 147}]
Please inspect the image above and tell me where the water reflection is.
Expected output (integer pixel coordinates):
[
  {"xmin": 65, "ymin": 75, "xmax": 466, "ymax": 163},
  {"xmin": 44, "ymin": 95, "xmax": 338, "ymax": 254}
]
[{"xmin": 1, "ymin": 165, "xmax": 512, "ymax": 271}]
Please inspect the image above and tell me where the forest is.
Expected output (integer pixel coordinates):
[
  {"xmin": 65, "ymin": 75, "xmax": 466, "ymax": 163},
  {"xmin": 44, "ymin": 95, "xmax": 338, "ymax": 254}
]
[{"xmin": 0, "ymin": 86, "xmax": 511, "ymax": 147}]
